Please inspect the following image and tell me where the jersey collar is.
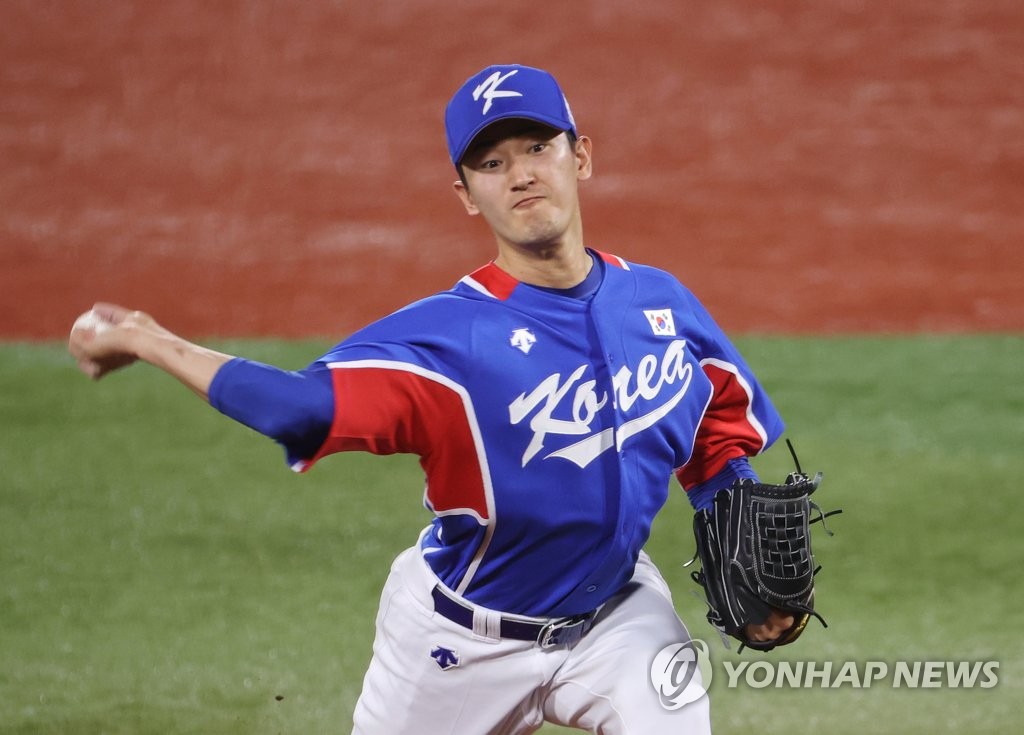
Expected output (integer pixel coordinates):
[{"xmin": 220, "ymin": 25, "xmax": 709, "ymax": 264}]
[{"xmin": 460, "ymin": 249, "xmax": 627, "ymax": 301}]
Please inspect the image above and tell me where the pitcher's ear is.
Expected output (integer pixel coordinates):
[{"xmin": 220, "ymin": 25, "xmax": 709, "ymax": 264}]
[
  {"xmin": 453, "ymin": 178, "xmax": 479, "ymax": 216},
  {"xmin": 575, "ymin": 135, "xmax": 593, "ymax": 180}
]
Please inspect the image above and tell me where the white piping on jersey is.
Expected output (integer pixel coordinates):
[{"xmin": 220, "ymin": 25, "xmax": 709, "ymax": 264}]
[
  {"xmin": 326, "ymin": 358, "xmax": 497, "ymax": 593},
  {"xmin": 698, "ymin": 358, "xmax": 769, "ymax": 451},
  {"xmin": 603, "ymin": 253, "xmax": 631, "ymax": 270},
  {"xmin": 459, "ymin": 275, "xmax": 498, "ymax": 299},
  {"xmin": 418, "ymin": 524, "xmax": 444, "ymax": 556}
]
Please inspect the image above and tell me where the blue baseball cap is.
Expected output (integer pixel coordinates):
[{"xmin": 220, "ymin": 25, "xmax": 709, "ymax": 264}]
[{"xmin": 445, "ymin": 64, "xmax": 577, "ymax": 166}]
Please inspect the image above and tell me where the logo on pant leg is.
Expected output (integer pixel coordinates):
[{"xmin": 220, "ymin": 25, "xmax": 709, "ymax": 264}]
[{"xmin": 430, "ymin": 645, "xmax": 460, "ymax": 671}]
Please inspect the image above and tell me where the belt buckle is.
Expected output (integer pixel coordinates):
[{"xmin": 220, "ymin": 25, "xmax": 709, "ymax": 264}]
[{"xmin": 537, "ymin": 614, "xmax": 591, "ymax": 649}]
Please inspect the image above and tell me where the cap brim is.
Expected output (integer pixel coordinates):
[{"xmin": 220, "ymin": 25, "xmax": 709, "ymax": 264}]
[{"xmin": 455, "ymin": 112, "xmax": 573, "ymax": 165}]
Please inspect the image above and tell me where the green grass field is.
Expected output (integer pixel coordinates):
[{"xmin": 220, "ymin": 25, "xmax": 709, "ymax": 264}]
[{"xmin": 2, "ymin": 335, "xmax": 1021, "ymax": 734}]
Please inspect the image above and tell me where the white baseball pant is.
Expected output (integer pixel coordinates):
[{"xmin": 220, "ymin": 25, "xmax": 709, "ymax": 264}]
[{"xmin": 351, "ymin": 545, "xmax": 712, "ymax": 734}]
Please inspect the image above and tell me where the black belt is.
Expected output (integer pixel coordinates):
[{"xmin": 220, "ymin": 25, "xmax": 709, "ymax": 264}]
[{"xmin": 431, "ymin": 585, "xmax": 598, "ymax": 649}]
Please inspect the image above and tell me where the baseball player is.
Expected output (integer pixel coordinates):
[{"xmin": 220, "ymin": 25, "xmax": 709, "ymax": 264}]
[{"xmin": 69, "ymin": 64, "xmax": 796, "ymax": 733}]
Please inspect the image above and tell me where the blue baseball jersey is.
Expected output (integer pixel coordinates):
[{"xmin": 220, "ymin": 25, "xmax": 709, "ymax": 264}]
[{"xmin": 286, "ymin": 250, "xmax": 783, "ymax": 617}]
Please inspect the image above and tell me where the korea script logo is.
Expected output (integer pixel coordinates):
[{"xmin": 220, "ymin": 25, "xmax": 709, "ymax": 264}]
[{"xmin": 508, "ymin": 339, "xmax": 693, "ymax": 468}]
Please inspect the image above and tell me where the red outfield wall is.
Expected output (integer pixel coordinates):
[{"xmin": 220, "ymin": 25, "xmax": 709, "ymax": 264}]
[{"xmin": 2, "ymin": 1, "xmax": 1022, "ymax": 339}]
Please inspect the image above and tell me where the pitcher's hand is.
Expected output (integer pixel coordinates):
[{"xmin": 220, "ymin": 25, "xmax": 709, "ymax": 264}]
[{"xmin": 68, "ymin": 303, "xmax": 154, "ymax": 379}]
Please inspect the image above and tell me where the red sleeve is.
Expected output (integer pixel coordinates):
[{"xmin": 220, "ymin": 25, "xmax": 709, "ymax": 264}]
[
  {"xmin": 675, "ymin": 360, "xmax": 769, "ymax": 489},
  {"xmin": 297, "ymin": 362, "xmax": 492, "ymax": 522}
]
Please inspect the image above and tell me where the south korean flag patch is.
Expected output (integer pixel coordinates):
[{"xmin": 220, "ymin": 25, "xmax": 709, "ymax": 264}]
[{"xmin": 643, "ymin": 309, "xmax": 676, "ymax": 337}]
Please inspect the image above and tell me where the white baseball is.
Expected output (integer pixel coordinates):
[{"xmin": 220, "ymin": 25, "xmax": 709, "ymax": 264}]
[{"xmin": 72, "ymin": 309, "xmax": 112, "ymax": 335}]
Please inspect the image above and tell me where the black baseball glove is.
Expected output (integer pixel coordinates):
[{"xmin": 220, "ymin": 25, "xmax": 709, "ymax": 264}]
[{"xmin": 690, "ymin": 460, "xmax": 837, "ymax": 652}]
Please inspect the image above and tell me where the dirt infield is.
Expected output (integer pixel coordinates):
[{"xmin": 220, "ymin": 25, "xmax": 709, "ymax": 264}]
[{"xmin": 2, "ymin": 1, "xmax": 1022, "ymax": 339}]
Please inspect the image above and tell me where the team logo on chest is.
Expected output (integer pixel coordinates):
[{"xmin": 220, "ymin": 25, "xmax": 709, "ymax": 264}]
[
  {"xmin": 510, "ymin": 328, "xmax": 537, "ymax": 355},
  {"xmin": 508, "ymin": 339, "xmax": 694, "ymax": 468}
]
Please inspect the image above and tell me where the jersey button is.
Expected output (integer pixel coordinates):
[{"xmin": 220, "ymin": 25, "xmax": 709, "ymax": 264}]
[{"xmin": 586, "ymin": 584, "xmax": 598, "ymax": 593}]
